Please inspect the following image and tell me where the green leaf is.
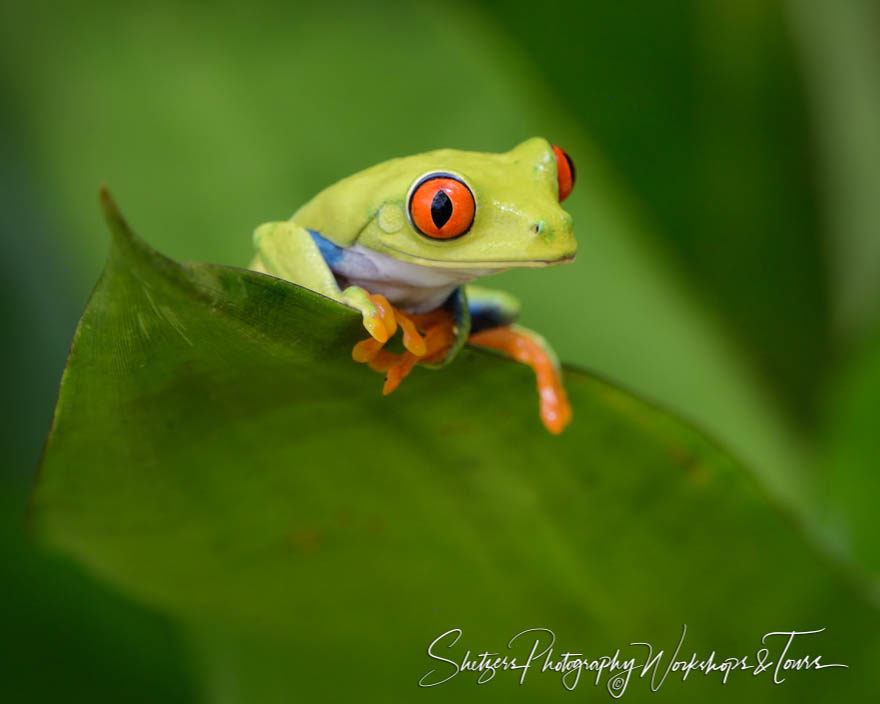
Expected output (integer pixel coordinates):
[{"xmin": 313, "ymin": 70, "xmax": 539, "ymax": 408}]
[
  {"xmin": 0, "ymin": 0, "xmax": 816, "ymax": 520},
  {"xmin": 30, "ymin": 194, "xmax": 880, "ymax": 701}
]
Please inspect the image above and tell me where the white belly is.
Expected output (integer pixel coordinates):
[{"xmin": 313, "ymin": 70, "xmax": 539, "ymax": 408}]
[{"xmin": 330, "ymin": 244, "xmax": 495, "ymax": 313}]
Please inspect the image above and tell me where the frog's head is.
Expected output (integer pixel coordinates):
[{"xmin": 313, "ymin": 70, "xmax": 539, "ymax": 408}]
[{"xmin": 293, "ymin": 137, "xmax": 577, "ymax": 270}]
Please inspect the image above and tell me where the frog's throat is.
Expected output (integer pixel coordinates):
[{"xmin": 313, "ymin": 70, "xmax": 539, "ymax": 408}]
[{"xmin": 378, "ymin": 243, "xmax": 575, "ymax": 269}]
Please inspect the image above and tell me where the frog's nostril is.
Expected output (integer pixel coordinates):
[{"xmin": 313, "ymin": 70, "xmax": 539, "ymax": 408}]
[{"xmin": 531, "ymin": 221, "xmax": 545, "ymax": 235}]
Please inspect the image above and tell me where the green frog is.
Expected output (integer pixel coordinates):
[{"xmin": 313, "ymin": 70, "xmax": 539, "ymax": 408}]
[{"xmin": 250, "ymin": 137, "xmax": 577, "ymax": 433}]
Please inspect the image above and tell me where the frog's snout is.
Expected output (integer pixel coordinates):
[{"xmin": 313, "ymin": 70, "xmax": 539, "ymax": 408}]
[{"xmin": 526, "ymin": 214, "xmax": 576, "ymax": 264}]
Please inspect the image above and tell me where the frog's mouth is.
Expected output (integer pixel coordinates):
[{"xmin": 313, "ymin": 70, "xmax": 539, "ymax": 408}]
[{"xmin": 380, "ymin": 244, "xmax": 576, "ymax": 269}]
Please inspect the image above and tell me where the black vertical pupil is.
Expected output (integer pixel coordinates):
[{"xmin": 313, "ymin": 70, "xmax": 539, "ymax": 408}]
[
  {"xmin": 563, "ymin": 151, "xmax": 576, "ymax": 184},
  {"xmin": 431, "ymin": 190, "xmax": 453, "ymax": 229}
]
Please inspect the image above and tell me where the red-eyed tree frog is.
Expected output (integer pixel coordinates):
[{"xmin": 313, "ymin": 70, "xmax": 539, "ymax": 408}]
[{"xmin": 250, "ymin": 137, "xmax": 577, "ymax": 433}]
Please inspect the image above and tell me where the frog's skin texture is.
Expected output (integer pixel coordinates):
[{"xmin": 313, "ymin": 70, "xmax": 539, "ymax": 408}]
[{"xmin": 251, "ymin": 137, "xmax": 577, "ymax": 433}]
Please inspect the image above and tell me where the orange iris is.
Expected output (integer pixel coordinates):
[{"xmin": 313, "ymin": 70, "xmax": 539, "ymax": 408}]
[{"xmin": 409, "ymin": 175, "xmax": 475, "ymax": 239}]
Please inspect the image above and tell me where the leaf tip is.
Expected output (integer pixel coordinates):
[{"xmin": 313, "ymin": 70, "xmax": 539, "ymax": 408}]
[
  {"xmin": 98, "ymin": 184, "xmax": 137, "ymax": 250},
  {"xmin": 99, "ymin": 183, "xmax": 119, "ymax": 221}
]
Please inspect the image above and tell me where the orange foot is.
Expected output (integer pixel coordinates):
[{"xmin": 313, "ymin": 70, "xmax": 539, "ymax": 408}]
[
  {"xmin": 468, "ymin": 326, "xmax": 572, "ymax": 434},
  {"xmin": 351, "ymin": 294, "xmax": 455, "ymax": 394}
]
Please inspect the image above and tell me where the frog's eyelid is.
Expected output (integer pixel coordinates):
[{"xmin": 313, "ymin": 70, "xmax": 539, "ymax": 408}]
[{"xmin": 405, "ymin": 171, "xmax": 471, "ymax": 209}]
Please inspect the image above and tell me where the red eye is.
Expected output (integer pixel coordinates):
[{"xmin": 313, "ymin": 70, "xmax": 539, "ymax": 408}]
[
  {"xmin": 552, "ymin": 144, "xmax": 575, "ymax": 202},
  {"xmin": 408, "ymin": 173, "xmax": 475, "ymax": 239}
]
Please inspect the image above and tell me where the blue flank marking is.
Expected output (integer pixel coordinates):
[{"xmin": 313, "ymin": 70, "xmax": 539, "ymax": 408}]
[
  {"xmin": 467, "ymin": 301, "xmax": 492, "ymax": 315},
  {"xmin": 468, "ymin": 300, "xmax": 505, "ymax": 333},
  {"xmin": 467, "ymin": 296, "xmax": 517, "ymax": 333},
  {"xmin": 308, "ymin": 229, "xmax": 345, "ymax": 268}
]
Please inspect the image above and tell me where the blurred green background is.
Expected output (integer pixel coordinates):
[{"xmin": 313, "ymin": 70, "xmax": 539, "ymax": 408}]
[{"xmin": 2, "ymin": 0, "xmax": 879, "ymax": 699}]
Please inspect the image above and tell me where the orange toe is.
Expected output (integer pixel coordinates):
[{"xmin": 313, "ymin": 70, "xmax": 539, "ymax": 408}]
[
  {"xmin": 369, "ymin": 294, "xmax": 397, "ymax": 338},
  {"xmin": 368, "ymin": 349, "xmax": 401, "ymax": 373},
  {"xmin": 383, "ymin": 353, "xmax": 419, "ymax": 394},
  {"xmin": 352, "ymin": 337, "xmax": 384, "ymax": 363},
  {"xmin": 393, "ymin": 309, "xmax": 427, "ymax": 357}
]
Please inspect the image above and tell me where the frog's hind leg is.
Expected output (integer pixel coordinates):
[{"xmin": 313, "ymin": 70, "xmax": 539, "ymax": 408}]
[{"xmin": 465, "ymin": 285, "xmax": 572, "ymax": 434}]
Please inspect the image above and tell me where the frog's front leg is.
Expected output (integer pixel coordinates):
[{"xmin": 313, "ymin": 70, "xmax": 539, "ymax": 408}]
[
  {"xmin": 253, "ymin": 221, "xmax": 394, "ymax": 344},
  {"xmin": 253, "ymin": 221, "xmax": 442, "ymax": 369},
  {"xmin": 466, "ymin": 285, "xmax": 572, "ymax": 434}
]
